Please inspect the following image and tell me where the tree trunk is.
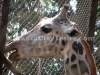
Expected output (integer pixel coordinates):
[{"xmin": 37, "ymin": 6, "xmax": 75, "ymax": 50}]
[
  {"xmin": 87, "ymin": 0, "xmax": 98, "ymax": 52},
  {"xmin": 0, "ymin": 0, "xmax": 9, "ymax": 74},
  {"xmin": 0, "ymin": 0, "xmax": 21, "ymax": 75}
]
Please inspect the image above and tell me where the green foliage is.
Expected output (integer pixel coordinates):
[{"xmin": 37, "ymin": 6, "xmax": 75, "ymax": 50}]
[
  {"xmin": 7, "ymin": 0, "xmax": 59, "ymax": 41},
  {"xmin": 41, "ymin": 57, "xmax": 64, "ymax": 75},
  {"xmin": 43, "ymin": 0, "xmax": 59, "ymax": 17}
]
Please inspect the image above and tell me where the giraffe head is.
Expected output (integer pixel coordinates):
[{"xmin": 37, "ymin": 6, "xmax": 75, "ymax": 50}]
[
  {"xmin": 5, "ymin": 4, "xmax": 97, "ymax": 75},
  {"xmin": 5, "ymin": 4, "xmax": 81, "ymax": 60}
]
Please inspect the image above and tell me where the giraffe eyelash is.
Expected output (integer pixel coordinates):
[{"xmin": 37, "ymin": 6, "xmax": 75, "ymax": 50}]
[{"xmin": 41, "ymin": 26, "xmax": 52, "ymax": 34}]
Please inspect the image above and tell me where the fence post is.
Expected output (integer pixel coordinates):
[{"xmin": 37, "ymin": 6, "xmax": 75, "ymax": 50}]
[
  {"xmin": 0, "ymin": 0, "xmax": 2, "ymax": 74},
  {"xmin": 87, "ymin": 0, "xmax": 98, "ymax": 52},
  {"xmin": 0, "ymin": 0, "xmax": 21, "ymax": 75},
  {"xmin": 0, "ymin": 0, "xmax": 10, "ymax": 74}
]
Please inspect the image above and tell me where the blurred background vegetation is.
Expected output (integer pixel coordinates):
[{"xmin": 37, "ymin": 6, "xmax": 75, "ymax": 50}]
[{"xmin": 3, "ymin": 0, "xmax": 100, "ymax": 75}]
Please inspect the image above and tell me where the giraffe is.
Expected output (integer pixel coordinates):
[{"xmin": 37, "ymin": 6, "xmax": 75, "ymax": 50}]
[{"xmin": 5, "ymin": 4, "xmax": 97, "ymax": 75}]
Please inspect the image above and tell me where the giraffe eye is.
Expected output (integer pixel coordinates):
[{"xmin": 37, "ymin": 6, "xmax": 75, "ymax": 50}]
[{"xmin": 41, "ymin": 26, "xmax": 52, "ymax": 34}]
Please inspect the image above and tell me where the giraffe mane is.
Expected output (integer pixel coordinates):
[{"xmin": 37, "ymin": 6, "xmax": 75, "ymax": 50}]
[{"xmin": 82, "ymin": 40, "xmax": 97, "ymax": 75}]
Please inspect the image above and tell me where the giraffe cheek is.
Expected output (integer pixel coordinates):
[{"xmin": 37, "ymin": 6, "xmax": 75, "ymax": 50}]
[
  {"xmin": 47, "ymin": 44, "xmax": 54, "ymax": 51},
  {"xmin": 35, "ymin": 48, "xmax": 41, "ymax": 54}
]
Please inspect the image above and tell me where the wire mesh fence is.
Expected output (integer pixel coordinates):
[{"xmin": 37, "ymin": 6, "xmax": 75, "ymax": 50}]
[
  {"xmin": 93, "ymin": 1, "xmax": 100, "ymax": 71},
  {"xmin": 2, "ymin": 0, "xmax": 100, "ymax": 75}
]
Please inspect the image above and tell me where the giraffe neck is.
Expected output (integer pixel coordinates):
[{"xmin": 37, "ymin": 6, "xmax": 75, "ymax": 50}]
[{"xmin": 62, "ymin": 40, "xmax": 92, "ymax": 75}]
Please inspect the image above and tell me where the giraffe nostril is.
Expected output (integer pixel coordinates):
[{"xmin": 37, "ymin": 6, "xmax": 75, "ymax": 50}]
[{"xmin": 68, "ymin": 30, "xmax": 78, "ymax": 37}]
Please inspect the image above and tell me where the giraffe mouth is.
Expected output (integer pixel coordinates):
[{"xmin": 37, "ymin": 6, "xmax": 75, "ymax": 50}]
[{"xmin": 68, "ymin": 29, "xmax": 78, "ymax": 37}]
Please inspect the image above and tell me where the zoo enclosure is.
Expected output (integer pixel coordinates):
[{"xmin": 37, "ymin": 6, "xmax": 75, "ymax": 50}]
[{"xmin": 0, "ymin": 0, "xmax": 100, "ymax": 75}]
